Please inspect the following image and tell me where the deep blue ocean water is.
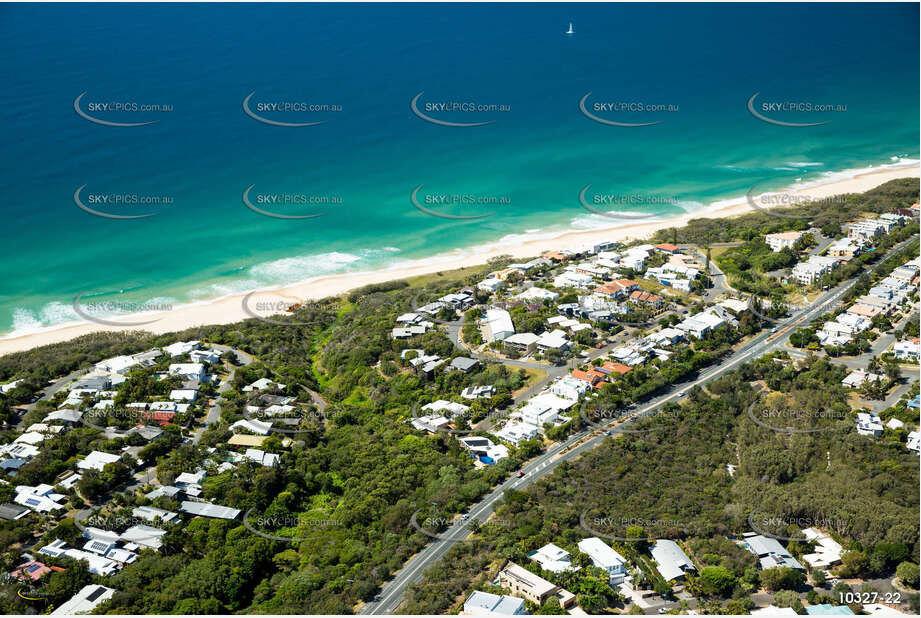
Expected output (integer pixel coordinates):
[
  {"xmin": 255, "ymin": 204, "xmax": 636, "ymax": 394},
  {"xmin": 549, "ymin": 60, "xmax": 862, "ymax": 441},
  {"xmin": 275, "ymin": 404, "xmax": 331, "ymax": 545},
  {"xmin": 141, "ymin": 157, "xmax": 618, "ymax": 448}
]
[{"xmin": 0, "ymin": 2, "xmax": 917, "ymax": 336}]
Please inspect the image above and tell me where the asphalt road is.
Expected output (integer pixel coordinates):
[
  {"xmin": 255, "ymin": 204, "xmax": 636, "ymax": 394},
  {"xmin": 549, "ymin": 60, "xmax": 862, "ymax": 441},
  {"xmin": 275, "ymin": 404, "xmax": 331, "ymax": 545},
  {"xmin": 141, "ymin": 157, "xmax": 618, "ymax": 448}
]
[{"xmin": 358, "ymin": 240, "xmax": 915, "ymax": 614}]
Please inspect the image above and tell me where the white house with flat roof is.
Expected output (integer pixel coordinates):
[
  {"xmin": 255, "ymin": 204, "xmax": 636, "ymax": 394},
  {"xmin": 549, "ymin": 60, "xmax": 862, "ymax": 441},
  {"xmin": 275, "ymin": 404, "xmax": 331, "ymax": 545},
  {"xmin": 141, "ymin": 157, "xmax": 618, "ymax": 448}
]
[{"xmin": 462, "ymin": 590, "xmax": 527, "ymax": 616}]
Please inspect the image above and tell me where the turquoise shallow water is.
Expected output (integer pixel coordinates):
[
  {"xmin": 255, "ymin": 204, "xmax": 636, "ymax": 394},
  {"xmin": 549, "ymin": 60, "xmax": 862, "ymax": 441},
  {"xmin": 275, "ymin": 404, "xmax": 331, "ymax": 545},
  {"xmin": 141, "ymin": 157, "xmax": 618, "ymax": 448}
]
[{"xmin": 0, "ymin": 2, "xmax": 917, "ymax": 337}]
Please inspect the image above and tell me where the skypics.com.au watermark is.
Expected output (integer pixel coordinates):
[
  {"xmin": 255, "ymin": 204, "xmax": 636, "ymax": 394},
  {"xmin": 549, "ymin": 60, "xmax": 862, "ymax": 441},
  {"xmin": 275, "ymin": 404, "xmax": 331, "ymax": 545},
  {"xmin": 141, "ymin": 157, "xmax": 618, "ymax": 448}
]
[
  {"xmin": 579, "ymin": 400, "xmax": 682, "ymax": 435},
  {"xmin": 242, "ymin": 185, "xmax": 342, "ymax": 219},
  {"xmin": 74, "ymin": 92, "xmax": 173, "ymax": 127},
  {"xmin": 410, "ymin": 91, "xmax": 509, "ymax": 127},
  {"xmin": 243, "ymin": 510, "xmax": 343, "ymax": 542},
  {"xmin": 410, "ymin": 184, "xmax": 509, "ymax": 220},
  {"xmin": 580, "ymin": 92, "xmax": 678, "ymax": 127},
  {"xmin": 748, "ymin": 510, "xmax": 850, "ymax": 542},
  {"xmin": 745, "ymin": 182, "xmax": 850, "ymax": 220},
  {"xmin": 746, "ymin": 398, "xmax": 848, "ymax": 435},
  {"xmin": 579, "ymin": 185, "xmax": 690, "ymax": 222},
  {"xmin": 747, "ymin": 92, "xmax": 846, "ymax": 127},
  {"xmin": 409, "ymin": 507, "xmax": 513, "ymax": 543},
  {"xmin": 74, "ymin": 185, "xmax": 174, "ymax": 219},
  {"xmin": 243, "ymin": 91, "xmax": 341, "ymax": 127},
  {"xmin": 580, "ymin": 508, "xmax": 702, "ymax": 542},
  {"xmin": 241, "ymin": 292, "xmax": 342, "ymax": 327},
  {"xmin": 73, "ymin": 292, "xmax": 172, "ymax": 328},
  {"xmin": 82, "ymin": 407, "xmax": 172, "ymax": 432}
]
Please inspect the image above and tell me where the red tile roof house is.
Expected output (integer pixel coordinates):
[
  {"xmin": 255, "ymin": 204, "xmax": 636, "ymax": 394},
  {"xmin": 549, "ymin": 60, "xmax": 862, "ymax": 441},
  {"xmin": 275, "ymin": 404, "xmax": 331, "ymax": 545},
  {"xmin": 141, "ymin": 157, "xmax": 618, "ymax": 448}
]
[
  {"xmin": 629, "ymin": 290, "xmax": 665, "ymax": 308},
  {"xmin": 10, "ymin": 560, "xmax": 64, "ymax": 582},
  {"xmin": 571, "ymin": 369, "xmax": 605, "ymax": 388},
  {"xmin": 654, "ymin": 243, "xmax": 681, "ymax": 254},
  {"xmin": 595, "ymin": 279, "xmax": 639, "ymax": 299},
  {"xmin": 599, "ymin": 361, "xmax": 632, "ymax": 377}
]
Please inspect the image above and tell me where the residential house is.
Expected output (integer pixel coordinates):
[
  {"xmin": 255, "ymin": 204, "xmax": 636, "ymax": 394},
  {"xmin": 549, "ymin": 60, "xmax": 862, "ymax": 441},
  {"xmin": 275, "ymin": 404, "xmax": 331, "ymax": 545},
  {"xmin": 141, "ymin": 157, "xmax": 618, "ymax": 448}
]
[
  {"xmin": 801, "ymin": 528, "xmax": 843, "ymax": 569},
  {"xmin": 449, "ymin": 357, "xmax": 480, "ymax": 373},
  {"xmin": 536, "ymin": 330, "xmax": 570, "ymax": 353},
  {"xmin": 498, "ymin": 562, "xmax": 575, "ymax": 608},
  {"xmin": 841, "ymin": 370, "xmax": 884, "ymax": 388},
  {"xmin": 77, "ymin": 451, "xmax": 122, "ymax": 472},
  {"xmin": 462, "ymin": 590, "xmax": 527, "ymax": 616},
  {"xmin": 893, "ymin": 339, "xmax": 920, "ymax": 361},
  {"xmin": 529, "ymin": 542, "xmax": 577, "ymax": 573},
  {"xmin": 650, "ymin": 540, "xmax": 696, "ymax": 581},
  {"xmin": 163, "ymin": 340, "xmax": 200, "ymax": 357},
  {"xmin": 553, "ymin": 271, "xmax": 594, "ymax": 289},
  {"xmin": 906, "ymin": 431, "xmax": 920, "ymax": 454},
  {"xmin": 595, "ymin": 279, "xmax": 639, "ymax": 299},
  {"xmin": 514, "ymin": 287, "xmax": 559, "ymax": 302},
  {"xmin": 461, "ymin": 385, "xmax": 496, "ymax": 400},
  {"xmin": 504, "ymin": 332, "xmax": 541, "ymax": 354},
  {"xmin": 765, "ymin": 231, "xmax": 803, "ymax": 252},
  {"xmin": 168, "ymin": 363, "xmax": 206, "ymax": 382},
  {"xmin": 458, "ymin": 436, "xmax": 509, "ymax": 464},
  {"xmin": 792, "ymin": 256, "xmax": 839, "ymax": 285},
  {"xmin": 743, "ymin": 534, "xmax": 805, "ymax": 570},
  {"xmin": 51, "ymin": 584, "xmax": 116, "ymax": 615},
  {"xmin": 495, "ymin": 422, "xmax": 539, "ymax": 446},
  {"xmin": 14, "ymin": 484, "xmax": 67, "ymax": 514},
  {"xmin": 483, "ymin": 309, "xmax": 515, "ymax": 342},
  {"xmin": 856, "ymin": 412, "xmax": 884, "ymax": 438},
  {"xmin": 578, "ymin": 536, "xmax": 627, "ymax": 585}
]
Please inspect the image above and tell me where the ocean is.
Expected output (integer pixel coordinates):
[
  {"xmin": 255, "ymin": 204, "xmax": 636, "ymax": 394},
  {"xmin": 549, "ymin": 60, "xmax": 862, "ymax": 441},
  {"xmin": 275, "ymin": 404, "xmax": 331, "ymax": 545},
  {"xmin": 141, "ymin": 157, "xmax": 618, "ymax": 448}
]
[{"xmin": 0, "ymin": 2, "xmax": 918, "ymax": 338}]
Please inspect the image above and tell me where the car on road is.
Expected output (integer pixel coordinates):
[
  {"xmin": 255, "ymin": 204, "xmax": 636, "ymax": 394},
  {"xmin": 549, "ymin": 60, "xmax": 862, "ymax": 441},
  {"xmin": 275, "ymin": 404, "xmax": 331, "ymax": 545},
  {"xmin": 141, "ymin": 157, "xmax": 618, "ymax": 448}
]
[
  {"xmin": 770, "ymin": 327, "xmax": 778, "ymax": 334},
  {"xmin": 517, "ymin": 470, "xmax": 525, "ymax": 478}
]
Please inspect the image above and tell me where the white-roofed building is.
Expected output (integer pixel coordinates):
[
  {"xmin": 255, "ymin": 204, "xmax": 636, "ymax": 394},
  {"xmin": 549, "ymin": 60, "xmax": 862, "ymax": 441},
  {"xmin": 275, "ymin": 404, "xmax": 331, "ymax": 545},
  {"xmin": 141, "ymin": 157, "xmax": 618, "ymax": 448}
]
[
  {"xmin": 163, "ymin": 340, "xmax": 200, "ymax": 357},
  {"xmin": 168, "ymin": 363, "xmax": 206, "ymax": 382},
  {"xmin": 77, "ymin": 451, "xmax": 121, "ymax": 472},
  {"xmin": 907, "ymin": 431, "xmax": 921, "ymax": 454},
  {"xmin": 494, "ymin": 421, "xmax": 539, "ymax": 445},
  {"xmin": 51, "ymin": 584, "xmax": 116, "ymax": 615},
  {"xmin": 893, "ymin": 339, "xmax": 920, "ymax": 361},
  {"xmin": 743, "ymin": 534, "xmax": 804, "ymax": 570},
  {"xmin": 483, "ymin": 309, "xmax": 515, "ymax": 342},
  {"xmin": 792, "ymin": 255, "xmax": 839, "ymax": 285},
  {"xmin": 765, "ymin": 231, "xmax": 803, "ymax": 252},
  {"xmin": 230, "ymin": 419, "xmax": 272, "ymax": 435},
  {"xmin": 242, "ymin": 377, "xmax": 286, "ymax": 392},
  {"xmin": 462, "ymin": 590, "xmax": 527, "ymax": 616},
  {"xmin": 578, "ymin": 536, "xmax": 627, "ymax": 585},
  {"xmin": 801, "ymin": 528, "xmax": 843, "ymax": 569},
  {"xmin": 856, "ymin": 412, "xmax": 884, "ymax": 437},
  {"xmin": 650, "ymin": 539, "xmax": 696, "ymax": 581},
  {"xmin": 536, "ymin": 329, "xmax": 570, "ymax": 352},
  {"xmin": 422, "ymin": 400, "xmax": 470, "ymax": 418},
  {"xmin": 842, "ymin": 370, "xmax": 884, "ymax": 388},
  {"xmin": 515, "ymin": 287, "xmax": 560, "ymax": 302},
  {"xmin": 529, "ymin": 542, "xmax": 577, "ymax": 573}
]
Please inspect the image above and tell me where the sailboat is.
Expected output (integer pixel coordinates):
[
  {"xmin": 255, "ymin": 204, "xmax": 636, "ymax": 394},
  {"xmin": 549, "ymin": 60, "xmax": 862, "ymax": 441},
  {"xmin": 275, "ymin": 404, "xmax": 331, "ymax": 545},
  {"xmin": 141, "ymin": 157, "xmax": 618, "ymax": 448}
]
[{"xmin": 565, "ymin": 22, "xmax": 574, "ymax": 35}]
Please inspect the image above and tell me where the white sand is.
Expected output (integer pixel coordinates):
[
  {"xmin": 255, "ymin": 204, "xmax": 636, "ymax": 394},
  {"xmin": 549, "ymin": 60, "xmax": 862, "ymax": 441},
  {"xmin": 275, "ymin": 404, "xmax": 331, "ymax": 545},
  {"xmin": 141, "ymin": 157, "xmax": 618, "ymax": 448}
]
[{"xmin": 1, "ymin": 164, "xmax": 917, "ymax": 356}]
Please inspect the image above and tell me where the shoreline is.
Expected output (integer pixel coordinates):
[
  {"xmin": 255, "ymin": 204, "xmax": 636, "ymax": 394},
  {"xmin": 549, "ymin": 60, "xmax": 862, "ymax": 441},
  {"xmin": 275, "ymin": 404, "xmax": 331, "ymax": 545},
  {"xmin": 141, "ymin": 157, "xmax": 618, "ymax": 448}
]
[{"xmin": 1, "ymin": 163, "xmax": 918, "ymax": 356}]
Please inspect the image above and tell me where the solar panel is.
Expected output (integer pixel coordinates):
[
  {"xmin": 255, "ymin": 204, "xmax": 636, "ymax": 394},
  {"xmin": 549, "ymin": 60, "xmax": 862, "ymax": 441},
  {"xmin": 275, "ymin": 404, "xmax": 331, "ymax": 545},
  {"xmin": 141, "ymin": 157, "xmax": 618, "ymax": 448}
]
[{"xmin": 86, "ymin": 586, "xmax": 106, "ymax": 602}]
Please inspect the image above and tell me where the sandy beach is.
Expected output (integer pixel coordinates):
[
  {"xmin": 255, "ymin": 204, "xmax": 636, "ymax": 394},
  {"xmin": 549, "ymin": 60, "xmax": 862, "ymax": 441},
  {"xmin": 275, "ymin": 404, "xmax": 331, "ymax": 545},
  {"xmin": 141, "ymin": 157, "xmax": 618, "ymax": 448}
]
[{"xmin": 1, "ymin": 164, "xmax": 917, "ymax": 356}]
